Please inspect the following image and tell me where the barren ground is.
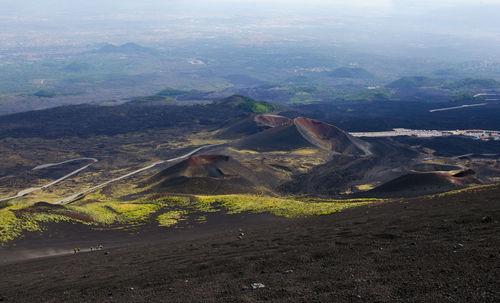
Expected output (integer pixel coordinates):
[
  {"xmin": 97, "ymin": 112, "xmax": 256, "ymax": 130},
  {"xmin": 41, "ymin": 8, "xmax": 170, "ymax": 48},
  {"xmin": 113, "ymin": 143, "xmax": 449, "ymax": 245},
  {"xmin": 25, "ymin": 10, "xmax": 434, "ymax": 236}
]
[{"xmin": 0, "ymin": 186, "xmax": 499, "ymax": 302}]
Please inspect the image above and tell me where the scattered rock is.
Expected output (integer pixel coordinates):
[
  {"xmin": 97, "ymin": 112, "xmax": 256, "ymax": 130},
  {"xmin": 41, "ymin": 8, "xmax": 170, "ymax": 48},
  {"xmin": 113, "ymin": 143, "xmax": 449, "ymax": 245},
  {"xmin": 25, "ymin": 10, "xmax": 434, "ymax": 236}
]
[
  {"xmin": 481, "ymin": 216, "xmax": 492, "ymax": 223},
  {"xmin": 283, "ymin": 269, "xmax": 294, "ymax": 274},
  {"xmin": 82, "ymin": 275, "xmax": 88, "ymax": 279},
  {"xmin": 128, "ymin": 287, "xmax": 135, "ymax": 291},
  {"xmin": 250, "ymin": 283, "xmax": 265, "ymax": 290},
  {"xmin": 455, "ymin": 243, "xmax": 464, "ymax": 249},
  {"xmin": 409, "ymin": 242, "xmax": 417, "ymax": 246},
  {"xmin": 237, "ymin": 236, "xmax": 243, "ymax": 240},
  {"xmin": 104, "ymin": 251, "xmax": 110, "ymax": 255}
]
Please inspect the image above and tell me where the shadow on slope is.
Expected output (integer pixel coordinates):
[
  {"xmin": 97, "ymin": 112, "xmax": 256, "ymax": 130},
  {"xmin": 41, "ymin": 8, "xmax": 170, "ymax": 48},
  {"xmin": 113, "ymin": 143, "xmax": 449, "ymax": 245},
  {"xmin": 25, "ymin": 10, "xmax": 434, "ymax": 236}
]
[
  {"xmin": 366, "ymin": 171, "xmax": 480, "ymax": 198},
  {"xmin": 217, "ymin": 114, "xmax": 291, "ymax": 139},
  {"xmin": 233, "ymin": 117, "xmax": 370, "ymax": 155},
  {"xmin": 144, "ymin": 155, "xmax": 278, "ymax": 195}
]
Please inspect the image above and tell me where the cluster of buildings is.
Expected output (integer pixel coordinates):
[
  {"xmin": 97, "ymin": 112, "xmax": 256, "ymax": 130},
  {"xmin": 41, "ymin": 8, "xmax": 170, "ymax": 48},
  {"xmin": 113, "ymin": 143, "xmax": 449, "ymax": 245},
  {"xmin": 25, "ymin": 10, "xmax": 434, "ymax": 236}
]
[
  {"xmin": 350, "ymin": 128, "xmax": 500, "ymax": 141},
  {"xmin": 459, "ymin": 130, "xmax": 500, "ymax": 141},
  {"xmin": 350, "ymin": 128, "xmax": 445, "ymax": 138}
]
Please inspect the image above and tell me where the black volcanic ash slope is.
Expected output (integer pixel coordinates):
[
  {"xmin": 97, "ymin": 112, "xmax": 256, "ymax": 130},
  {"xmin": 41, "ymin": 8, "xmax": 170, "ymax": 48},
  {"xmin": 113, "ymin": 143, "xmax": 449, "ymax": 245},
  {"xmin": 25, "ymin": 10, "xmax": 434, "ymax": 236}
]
[
  {"xmin": 279, "ymin": 137, "xmax": 417, "ymax": 196},
  {"xmin": 2, "ymin": 185, "xmax": 499, "ymax": 302},
  {"xmin": 217, "ymin": 114, "xmax": 291, "ymax": 139},
  {"xmin": 367, "ymin": 170, "xmax": 480, "ymax": 198},
  {"xmin": 233, "ymin": 116, "xmax": 370, "ymax": 155},
  {"xmin": 145, "ymin": 155, "xmax": 278, "ymax": 195}
]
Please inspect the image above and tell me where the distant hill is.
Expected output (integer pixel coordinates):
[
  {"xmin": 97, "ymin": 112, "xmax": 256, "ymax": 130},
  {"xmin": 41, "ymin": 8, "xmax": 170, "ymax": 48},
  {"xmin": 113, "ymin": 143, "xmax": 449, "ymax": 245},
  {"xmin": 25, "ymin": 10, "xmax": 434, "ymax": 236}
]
[
  {"xmin": 156, "ymin": 88, "xmax": 202, "ymax": 97},
  {"xmin": 445, "ymin": 78, "xmax": 500, "ymax": 90},
  {"xmin": 328, "ymin": 67, "xmax": 374, "ymax": 79},
  {"xmin": 386, "ymin": 76, "xmax": 444, "ymax": 89},
  {"xmin": 91, "ymin": 43, "xmax": 157, "ymax": 55},
  {"xmin": 387, "ymin": 76, "xmax": 500, "ymax": 91},
  {"xmin": 34, "ymin": 89, "xmax": 56, "ymax": 98},
  {"xmin": 127, "ymin": 95, "xmax": 175, "ymax": 104},
  {"xmin": 215, "ymin": 95, "xmax": 281, "ymax": 114}
]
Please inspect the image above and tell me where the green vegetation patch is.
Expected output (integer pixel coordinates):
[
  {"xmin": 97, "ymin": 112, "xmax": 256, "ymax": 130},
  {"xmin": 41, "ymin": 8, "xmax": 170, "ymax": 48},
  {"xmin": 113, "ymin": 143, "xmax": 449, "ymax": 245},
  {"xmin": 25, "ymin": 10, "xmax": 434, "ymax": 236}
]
[
  {"xmin": 0, "ymin": 191, "xmax": 376, "ymax": 244},
  {"xmin": 216, "ymin": 95, "xmax": 281, "ymax": 114},
  {"xmin": 157, "ymin": 210, "xmax": 187, "ymax": 227},
  {"xmin": 0, "ymin": 204, "xmax": 74, "ymax": 243},
  {"xmin": 109, "ymin": 202, "xmax": 163, "ymax": 221},
  {"xmin": 196, "ymin": 194, "xmax": 372, "ymax": 218},
  {"xmin": 237, "ymin": 99, "xmax": 281, "ymax": 114},
  {"xmin": 149, "ymin": 195, "xmax": 217, "ymax": 213},
  {"xmin": 0, "ymin": 199, "xmax": 167, "ymax": 244},
  {"xmin": 68, "ymin": 203, "xmax": 128, "ymax": 225}
]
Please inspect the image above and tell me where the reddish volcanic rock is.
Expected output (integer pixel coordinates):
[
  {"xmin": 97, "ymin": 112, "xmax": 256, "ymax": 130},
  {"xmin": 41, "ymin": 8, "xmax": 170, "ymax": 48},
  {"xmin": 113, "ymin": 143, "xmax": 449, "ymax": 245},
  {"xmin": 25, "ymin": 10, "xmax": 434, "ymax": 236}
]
[
  {"xmin": 253, "ymin": 114, "xmax": 291, "ymax": 128},
  {"xmin": 217, "ymin": 114, "xmax": 291, "ymax": 139},
  {"xmin": 293, "ymin": 117, "xmax": 369, "ymax": 155}
]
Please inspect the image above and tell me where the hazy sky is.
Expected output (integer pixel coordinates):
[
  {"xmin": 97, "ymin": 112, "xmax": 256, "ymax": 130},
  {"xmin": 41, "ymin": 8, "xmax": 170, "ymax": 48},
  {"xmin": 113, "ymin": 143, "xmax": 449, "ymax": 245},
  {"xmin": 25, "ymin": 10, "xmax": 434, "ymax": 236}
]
[
  {"xmin": 3, "ymin": 0, "xmax": 500, "ymax": 13},
  {"xmin": 1, "ymin": 0, "xmax": 499, "ymax": 60}
]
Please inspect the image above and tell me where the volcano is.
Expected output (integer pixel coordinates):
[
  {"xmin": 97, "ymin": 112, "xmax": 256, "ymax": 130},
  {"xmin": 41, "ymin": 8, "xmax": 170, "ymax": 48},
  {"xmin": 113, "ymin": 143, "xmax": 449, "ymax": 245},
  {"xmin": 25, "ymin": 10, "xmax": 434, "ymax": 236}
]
[
  {"xmin": 146, "ymin": 155, "xmax": 277, "ymax": 195},
  {"xmin": 217, "ymin": 114, "xmax": 291, "ymax": 139},
  {"xmin": 234, "ymin": 117, "xmax": 370, "ymax": 155}
]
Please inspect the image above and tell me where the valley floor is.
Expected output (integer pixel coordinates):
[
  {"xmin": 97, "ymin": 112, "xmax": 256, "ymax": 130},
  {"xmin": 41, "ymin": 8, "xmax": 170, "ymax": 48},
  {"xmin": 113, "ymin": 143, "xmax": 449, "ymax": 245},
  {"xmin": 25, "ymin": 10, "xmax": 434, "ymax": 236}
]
[{"xmin": 0, "ymin": 186, "xmax": 499, "ymax": 302}]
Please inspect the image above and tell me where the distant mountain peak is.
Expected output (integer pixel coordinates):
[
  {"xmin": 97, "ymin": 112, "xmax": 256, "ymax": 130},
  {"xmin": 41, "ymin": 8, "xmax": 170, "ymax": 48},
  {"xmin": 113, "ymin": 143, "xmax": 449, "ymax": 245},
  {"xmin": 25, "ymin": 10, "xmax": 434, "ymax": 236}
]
[{"xmin": 91, "ymin": 42, "xmax": 156, "ymax": 54}]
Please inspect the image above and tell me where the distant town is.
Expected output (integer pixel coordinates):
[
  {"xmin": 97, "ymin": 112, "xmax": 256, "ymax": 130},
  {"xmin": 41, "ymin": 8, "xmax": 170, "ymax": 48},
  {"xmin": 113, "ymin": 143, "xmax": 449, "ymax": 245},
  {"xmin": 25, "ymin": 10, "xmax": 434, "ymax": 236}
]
[{"xmin": 350, "ymin": 128, "xmax": 500, "ymax": 141}]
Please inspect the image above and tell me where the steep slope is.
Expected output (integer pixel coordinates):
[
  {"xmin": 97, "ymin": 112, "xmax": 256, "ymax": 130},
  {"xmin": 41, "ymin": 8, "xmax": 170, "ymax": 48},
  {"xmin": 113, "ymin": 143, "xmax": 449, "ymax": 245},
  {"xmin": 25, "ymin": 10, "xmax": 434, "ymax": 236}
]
[
  {"xmin": 217, "ymin": 114, "xmax": 291, "ymax": 139},
  {"xmin": 3, "ymin": 185, "xmax": 499, "ymax": 302},
  {"xmin": 294, "ymin": 117, "xmax": 370, "ymax": 155},
  {"xmin": 145, "ymin": 155, "xmax": 277, "ymax": 195},
  {"xmin": 368, "ymin": 170, "xmax": 480, "ymax": 198},
  {"xmin": 234, "ymin": 117, "xmax": 370, "ymax": 155},
  {"xmin": 232, "ymin": 121, "xmax": 311, "ymax": 152},
  {"xmin": 278, "ymin": 138, "xmax": 418, "ymax": 196}
]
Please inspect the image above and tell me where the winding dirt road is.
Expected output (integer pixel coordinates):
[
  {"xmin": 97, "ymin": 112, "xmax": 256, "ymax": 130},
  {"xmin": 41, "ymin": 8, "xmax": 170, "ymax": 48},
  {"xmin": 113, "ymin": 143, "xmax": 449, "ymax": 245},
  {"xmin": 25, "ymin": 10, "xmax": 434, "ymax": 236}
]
[
  {"xmin": 0, "ymin": 158, "xmax": 98, "ymax": 203},
  {"xmin": 55, "ymin": 144, "xmax": 221, "ymax": 204}
]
